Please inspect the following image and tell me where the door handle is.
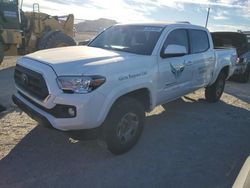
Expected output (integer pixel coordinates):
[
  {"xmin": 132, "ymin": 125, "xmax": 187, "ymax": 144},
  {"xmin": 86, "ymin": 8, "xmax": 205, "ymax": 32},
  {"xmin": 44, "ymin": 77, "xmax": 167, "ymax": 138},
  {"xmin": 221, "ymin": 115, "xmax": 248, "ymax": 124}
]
[
  {"xmin": 208, "ymin": 57, "xmax": 214, "ymax": 61},
  {"xmin": 174, "ymin": 64, "xmax": 185, "ymax": 72},
  {"xmin": 184, "ymin": 61, "xmax": 193, "ymax": 66},
  {"xmin": 178, "ymin": 65, "xmax": 185, "ymax": 69}
]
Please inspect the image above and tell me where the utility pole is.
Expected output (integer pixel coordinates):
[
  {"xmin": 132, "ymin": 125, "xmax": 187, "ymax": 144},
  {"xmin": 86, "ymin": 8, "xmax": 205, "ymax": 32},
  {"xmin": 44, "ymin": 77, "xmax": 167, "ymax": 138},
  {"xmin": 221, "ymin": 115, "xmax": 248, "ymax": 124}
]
[
  {"xmin": 20, "ymin": 0, "xmax": 23, "ymax": 9},
  {"xmin": 205, "ymin": 7, "xmax": 210, "ymax": 28}
]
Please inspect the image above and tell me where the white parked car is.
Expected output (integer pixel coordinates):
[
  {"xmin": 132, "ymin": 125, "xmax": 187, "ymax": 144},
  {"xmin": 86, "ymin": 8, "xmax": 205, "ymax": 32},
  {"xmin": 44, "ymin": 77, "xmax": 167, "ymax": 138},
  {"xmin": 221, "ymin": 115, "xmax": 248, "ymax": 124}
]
[
  {"xmin": 233, "ymin": 156, "xmax": 250, "ymax": 188},
  {"xmin": 13, "ymin": 23, "xmax": 237, "ymax": 154}
]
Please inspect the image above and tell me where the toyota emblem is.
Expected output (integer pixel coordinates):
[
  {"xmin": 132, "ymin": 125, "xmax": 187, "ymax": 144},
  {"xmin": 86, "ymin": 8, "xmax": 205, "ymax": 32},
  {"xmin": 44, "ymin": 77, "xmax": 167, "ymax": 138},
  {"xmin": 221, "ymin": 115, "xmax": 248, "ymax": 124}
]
[{"xmin": 21, "ymin": 73, "xmax": 29, "ymax": 85}]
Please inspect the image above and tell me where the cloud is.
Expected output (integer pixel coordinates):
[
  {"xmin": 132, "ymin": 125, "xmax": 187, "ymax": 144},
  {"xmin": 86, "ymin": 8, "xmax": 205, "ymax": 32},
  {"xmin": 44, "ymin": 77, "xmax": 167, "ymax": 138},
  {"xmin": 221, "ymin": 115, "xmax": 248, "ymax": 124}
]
[
  {"xmin": 161, "ymin": 0, "xmax": 244, "ymax": 8},
  {"xmin": 22, "ymin": 0, "xmax": 249, "ymax": 21},
  {"xmin": 239, "ymin": 0, "xmax": 250, "ymax": 19},
  {"xmin": 209, "ymin": 23, "xmax": 250, "ymax": 31},
  {"xmin": 212, "ymin": 9, "xmax": 230, "ymax": 20},
  {"xmin": 42, "ymin": 0, "xmax": 92, "ymax": 6},
  {"xmin": 22, "ymin": 0, "xmax": 250, "ymax": 32}
]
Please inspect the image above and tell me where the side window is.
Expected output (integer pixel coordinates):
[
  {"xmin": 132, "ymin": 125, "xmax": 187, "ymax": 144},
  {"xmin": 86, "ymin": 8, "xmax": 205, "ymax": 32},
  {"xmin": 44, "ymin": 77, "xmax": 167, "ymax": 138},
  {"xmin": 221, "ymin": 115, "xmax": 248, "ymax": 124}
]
[
  {"xmin": 189, "ymin": 29, "xmax": 209, "ymax": 53},
  {"xmin": 162, "ymin": 29, "xmax": 189, "ymax": 52}
]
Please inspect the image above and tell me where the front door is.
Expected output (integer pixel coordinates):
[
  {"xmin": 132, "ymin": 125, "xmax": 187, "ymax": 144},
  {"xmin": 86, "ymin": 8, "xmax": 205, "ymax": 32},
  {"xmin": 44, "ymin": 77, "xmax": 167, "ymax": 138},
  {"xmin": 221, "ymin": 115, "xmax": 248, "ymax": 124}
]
[{"xmin": 156, "ymin": 29, "xmax": 194, "ymax": 104}]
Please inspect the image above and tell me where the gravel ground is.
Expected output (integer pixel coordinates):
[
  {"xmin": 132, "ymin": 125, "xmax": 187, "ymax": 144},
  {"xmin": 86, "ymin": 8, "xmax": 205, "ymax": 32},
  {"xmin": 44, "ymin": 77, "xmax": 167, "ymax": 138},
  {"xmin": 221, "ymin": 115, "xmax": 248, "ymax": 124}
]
[{"xmin": 0, "ymin": 56, "xmax": 249, "ymax": 188}]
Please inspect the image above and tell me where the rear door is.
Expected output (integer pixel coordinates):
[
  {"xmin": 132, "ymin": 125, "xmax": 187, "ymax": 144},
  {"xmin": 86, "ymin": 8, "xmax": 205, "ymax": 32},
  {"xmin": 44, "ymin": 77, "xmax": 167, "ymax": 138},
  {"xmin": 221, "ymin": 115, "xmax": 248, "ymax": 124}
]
[{"xmin": 188, "ymin": 29, "xmax": 215, "ymax": 88}]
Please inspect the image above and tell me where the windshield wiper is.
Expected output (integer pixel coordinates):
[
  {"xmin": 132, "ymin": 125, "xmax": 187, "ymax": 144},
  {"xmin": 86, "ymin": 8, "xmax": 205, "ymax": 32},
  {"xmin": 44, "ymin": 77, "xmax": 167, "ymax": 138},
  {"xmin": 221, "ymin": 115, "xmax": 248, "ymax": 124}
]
[{"xmin": 91, "ymin": 45, "xmax": 137, "ymax": 54}]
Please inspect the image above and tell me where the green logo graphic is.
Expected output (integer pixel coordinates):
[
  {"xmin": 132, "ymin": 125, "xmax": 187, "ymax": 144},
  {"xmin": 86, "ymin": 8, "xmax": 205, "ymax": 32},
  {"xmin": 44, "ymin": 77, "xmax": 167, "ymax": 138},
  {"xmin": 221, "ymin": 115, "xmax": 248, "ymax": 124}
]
[{"xmin": 170, "ymin": 63, "xmax": 185, "ymax": 79}]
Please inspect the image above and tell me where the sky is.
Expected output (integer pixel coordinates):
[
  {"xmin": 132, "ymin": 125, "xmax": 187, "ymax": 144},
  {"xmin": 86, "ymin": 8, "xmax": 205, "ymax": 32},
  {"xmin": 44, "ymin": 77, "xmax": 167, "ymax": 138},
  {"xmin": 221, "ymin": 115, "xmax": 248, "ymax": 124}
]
[{"xmin": 22, "ymin": 0, "xmax": 250, "ymax": 31}]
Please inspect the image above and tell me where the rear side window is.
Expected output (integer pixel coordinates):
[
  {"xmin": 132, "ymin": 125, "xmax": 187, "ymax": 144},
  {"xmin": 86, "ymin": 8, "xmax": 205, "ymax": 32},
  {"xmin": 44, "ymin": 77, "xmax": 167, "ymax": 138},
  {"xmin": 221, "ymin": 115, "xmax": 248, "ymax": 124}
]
[
  {"xmin": 189, "ymin": 29, "xmax": 209, "ymax": 53},
  {"xmin": 162, "ymin": 29, "xmax": 189, "ymax": 52}
]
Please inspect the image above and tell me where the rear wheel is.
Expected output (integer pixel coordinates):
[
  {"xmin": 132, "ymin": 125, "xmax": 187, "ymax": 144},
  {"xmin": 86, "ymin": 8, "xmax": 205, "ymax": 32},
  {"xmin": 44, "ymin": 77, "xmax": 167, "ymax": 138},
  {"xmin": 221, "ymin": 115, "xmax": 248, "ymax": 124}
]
[
  {"xmin": 205, "ymin": 72, "xmax": 226, "ymax": 103},
  {"xmin": 0, "ymin": 41, "xmax": 4, "ymax": 64},
  {"xmin": 103, "ymin": 97, "xmax": 145, "ymax": 155},
  {"xmin": 39, "ymin": 31, "xmax": 76, "ymax": 50}
]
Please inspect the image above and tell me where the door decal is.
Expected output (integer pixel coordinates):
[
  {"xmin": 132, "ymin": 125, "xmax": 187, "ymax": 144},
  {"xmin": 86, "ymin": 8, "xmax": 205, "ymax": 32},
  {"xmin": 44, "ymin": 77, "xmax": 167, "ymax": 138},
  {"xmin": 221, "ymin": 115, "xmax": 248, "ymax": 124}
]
[{"xmin": 170, "ymin": 63, "xmax": 185, "ymax": 79}]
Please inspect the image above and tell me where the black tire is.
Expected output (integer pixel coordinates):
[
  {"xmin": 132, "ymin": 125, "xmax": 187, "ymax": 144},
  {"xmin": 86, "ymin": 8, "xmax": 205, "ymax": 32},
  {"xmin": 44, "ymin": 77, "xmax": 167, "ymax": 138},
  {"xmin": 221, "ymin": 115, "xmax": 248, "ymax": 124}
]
[
  {"xmin": 0, "ymin": 41, "xmax": 4, "ymax": 64},
  {"xmin": 39, "ymin": 31, "xmax": 76, "ymax": 50},
  {"xmin": 205, "ymin": 72, "xmax": 226, "ymax": 103},
  {"xmin": 103, "ymin": 97, "xmax": 145, "ymax": 155}
]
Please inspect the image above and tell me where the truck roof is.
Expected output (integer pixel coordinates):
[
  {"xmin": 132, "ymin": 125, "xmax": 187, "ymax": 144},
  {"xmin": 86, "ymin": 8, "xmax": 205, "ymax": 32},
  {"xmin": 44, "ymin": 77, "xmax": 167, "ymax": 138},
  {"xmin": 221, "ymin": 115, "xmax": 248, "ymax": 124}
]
[{"xmin": 115, "ymin": 22, "xmax": 204, "ymax": 29}]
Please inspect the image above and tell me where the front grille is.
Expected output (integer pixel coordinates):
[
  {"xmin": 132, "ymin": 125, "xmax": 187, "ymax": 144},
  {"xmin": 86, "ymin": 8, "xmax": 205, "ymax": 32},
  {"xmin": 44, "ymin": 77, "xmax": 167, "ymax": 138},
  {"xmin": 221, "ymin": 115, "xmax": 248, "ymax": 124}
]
[
  {"xmin": 14, "ymin": 65, "xmax": 49, "ymax": 100},
  {"xmin": 18, "ymin": 91, "xmax": 76, "ymax": 118}
]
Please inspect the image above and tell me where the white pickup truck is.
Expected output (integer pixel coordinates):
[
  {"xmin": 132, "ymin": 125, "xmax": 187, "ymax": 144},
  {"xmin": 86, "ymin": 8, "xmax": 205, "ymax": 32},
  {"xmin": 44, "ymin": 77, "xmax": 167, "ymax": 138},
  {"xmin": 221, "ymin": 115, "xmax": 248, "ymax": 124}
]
[{"xmin": 13, "ymin": 23, "xmax": 237, "ymax": 154}]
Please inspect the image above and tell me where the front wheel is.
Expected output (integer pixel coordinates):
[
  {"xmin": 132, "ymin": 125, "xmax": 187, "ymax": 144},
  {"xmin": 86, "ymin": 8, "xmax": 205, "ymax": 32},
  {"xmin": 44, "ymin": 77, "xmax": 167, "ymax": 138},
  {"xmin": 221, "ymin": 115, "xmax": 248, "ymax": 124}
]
[
  {"xmin": 205, "ymin": 72, "xmax": 226, "ymax": 103},
  {"xmin": 103, "ymin": 97, "xmax": 145, "ymax": 155}
]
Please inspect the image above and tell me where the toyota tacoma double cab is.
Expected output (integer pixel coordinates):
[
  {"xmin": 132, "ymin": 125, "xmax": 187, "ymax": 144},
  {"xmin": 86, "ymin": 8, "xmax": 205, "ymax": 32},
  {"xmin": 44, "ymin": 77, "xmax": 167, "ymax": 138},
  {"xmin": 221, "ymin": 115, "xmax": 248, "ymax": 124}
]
[{"xmin": 13, "ymin": 23, "xmax": 237, "ymax": 154}]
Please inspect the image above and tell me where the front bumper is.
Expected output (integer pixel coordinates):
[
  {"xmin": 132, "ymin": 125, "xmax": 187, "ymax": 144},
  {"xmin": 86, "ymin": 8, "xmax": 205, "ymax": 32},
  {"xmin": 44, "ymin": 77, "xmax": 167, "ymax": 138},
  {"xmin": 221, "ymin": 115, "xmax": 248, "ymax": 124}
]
[
  {"xmin": 12, "ymin": 91, "xmax": 107, "ymax": 131},
  {"xmin": 14, "ymin": 58, "xmax": 109, "ymax": 131},
  {"xmin": 233, "ymin": 64, "xmax": 248, "ymax": 75},
  {"xmin": 12, "ymin": 94, "xmax": 52, "ymax": 128}
]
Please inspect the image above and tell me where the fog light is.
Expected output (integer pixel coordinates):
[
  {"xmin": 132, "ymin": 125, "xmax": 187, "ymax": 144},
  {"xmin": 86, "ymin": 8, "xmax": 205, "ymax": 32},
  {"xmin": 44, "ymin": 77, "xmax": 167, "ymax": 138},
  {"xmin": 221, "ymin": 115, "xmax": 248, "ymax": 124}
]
[{"xmin": 68, "ymin": 108, "xmax": 76, "ymax": 117}]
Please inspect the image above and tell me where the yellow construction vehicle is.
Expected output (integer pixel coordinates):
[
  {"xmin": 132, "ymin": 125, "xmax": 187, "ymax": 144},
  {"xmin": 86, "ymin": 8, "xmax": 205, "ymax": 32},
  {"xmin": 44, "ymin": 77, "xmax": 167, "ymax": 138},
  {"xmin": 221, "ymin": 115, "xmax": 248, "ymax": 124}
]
[{"xmin": 0, "ymin": 0, "xmax": 76, "ymax": 64}]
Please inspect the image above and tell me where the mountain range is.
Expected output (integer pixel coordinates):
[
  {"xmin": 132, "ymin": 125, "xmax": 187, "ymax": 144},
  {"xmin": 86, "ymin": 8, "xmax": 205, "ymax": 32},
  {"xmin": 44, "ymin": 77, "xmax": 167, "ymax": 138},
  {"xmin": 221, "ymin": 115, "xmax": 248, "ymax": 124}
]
[{"xmin": 75, "ymin": 18, "xmax": 117, "ymax": 33}]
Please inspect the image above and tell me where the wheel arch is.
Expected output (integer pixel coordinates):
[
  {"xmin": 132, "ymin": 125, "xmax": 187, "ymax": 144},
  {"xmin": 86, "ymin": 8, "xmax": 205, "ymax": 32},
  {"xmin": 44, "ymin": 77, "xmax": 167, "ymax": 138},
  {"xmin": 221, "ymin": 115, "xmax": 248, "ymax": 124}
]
[
  {"xmin": 209, "ymin": 65, "xmax": 230, "ymax": 85},
  {"xmin": 114, "ymin": 88, "xmax": 152, "ymax": 112},
  {"xmin": 98, "ymin": 87, "xmax": 153, "ymax": 126},
  {"xmin": 220, "ymin": 65, "xmax": 230, "ymax": 78}
]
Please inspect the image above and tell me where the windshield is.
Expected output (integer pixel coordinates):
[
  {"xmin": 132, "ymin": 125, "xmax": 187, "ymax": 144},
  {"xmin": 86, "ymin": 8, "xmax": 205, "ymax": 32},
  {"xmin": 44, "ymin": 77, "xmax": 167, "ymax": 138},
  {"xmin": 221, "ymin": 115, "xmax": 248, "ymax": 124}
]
[
  {"xmin": 89, "ymin": 25, "xmax": 164, "ymax": 55},
  {"xmin": 0, "ymin": 0, "xmax": 17, "ymax": 4}
]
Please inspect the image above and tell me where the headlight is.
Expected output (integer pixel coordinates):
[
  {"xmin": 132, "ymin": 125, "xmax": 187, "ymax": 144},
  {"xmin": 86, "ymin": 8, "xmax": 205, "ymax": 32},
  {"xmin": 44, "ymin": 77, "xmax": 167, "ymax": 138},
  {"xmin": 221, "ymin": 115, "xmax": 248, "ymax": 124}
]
[
  {"xmin": 236, "ymin": 57, "xmax": 247, "ymax": 64},
  {"xmin": 57, "ymin": 75, "xmax": 106, "ymax": 94}
]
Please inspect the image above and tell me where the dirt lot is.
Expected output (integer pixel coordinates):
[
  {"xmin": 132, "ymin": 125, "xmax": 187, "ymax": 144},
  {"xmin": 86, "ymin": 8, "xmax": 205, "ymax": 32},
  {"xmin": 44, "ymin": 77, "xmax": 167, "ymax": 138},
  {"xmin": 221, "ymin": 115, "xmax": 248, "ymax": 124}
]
[
  {"xmin": 74, "ymin": 31, "xmax": 98, "ymax": 42},
  {"xmin": 0, "ymin": 56, "xmax": 249, "ymax": 188}
]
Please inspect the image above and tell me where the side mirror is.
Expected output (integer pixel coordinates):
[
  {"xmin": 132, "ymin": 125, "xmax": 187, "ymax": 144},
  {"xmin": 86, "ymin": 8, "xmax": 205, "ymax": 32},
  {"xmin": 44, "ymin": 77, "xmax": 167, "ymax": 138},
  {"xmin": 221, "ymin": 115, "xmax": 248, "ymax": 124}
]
[
  {"xmin": 161, "ymin": 44, "xmax": 187, "ymax": 58},
  {"xmin": 78, "ymin": 39, "xmax": 92, "ymax": 46}
]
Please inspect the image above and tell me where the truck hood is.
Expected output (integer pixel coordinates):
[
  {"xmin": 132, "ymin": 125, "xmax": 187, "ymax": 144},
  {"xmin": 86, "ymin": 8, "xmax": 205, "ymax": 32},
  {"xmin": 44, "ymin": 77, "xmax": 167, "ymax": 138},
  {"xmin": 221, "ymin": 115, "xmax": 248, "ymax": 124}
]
[{"xmin": 25, "ymin": 46, "xmax": 142, "ymax": 75}]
